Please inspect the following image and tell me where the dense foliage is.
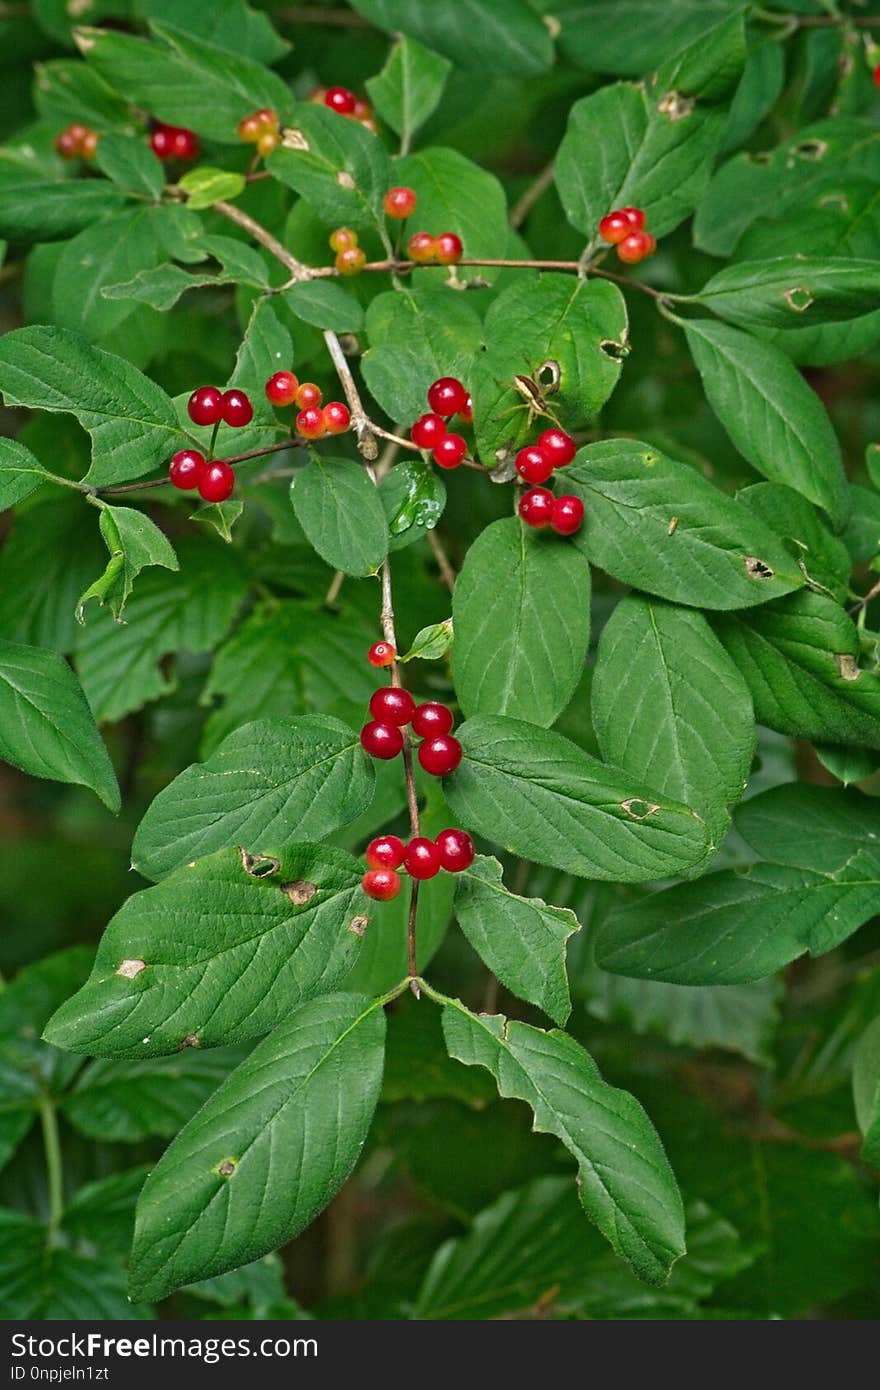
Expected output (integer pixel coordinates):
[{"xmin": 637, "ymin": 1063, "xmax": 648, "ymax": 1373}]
[{"xmin": 1, "ymin": 0, "xmax": 880, "ymax": 1322}]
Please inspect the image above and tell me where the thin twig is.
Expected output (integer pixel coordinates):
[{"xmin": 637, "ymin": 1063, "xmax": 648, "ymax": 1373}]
[
  {"xmin": 427, "ymin": 528, "xmax": 456, "ymax": 592},
  {"xmin": 407, "ymin": 880, "xmax": 421, "ymax": 995},
  {"xmin": 322, "ymin": 329, "xmax": 379, "ymax": 461},
  {"xmin": 850, "ymin": 576, "xmax": 880, "ymax": 615},
  {"xmin": 213, "ymin": 200, "xmax": 306, "ymax": 279},
  {"xmin": 324, "ymin": 570, "xmax": 345, "ymax": 607},
  {"xmin": 97, "ymin": 437, "xmax": 302, "ymax": 495},
  {"xmin": 509, "ymin": 161, "xmax": 556, "ymax": 229}
]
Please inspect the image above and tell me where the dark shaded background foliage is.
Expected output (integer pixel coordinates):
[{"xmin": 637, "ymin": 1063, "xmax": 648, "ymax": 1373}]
[{"xmin": 0, "ymin": 0, "xmax": 879, "ymax": 1321}]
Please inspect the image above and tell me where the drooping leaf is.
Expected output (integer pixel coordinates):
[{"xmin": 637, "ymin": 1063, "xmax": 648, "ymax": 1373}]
[
  {"xmin": 452, "ymin": 517, "xmax": 590, "ymax": 727},
  {"xmin": 77, "ymin": 501, "xmax": 178, "ymax": 623},
  {"xmin": 128, "ymin": 992, "xmax": 387, "ymax": 1301},
  {"xmin": 441, "ymin": 1000, "xmax": 686, "ymax": 1284},
  {"xmin": 131, "ymin": 715, "xmax": 375, "ymax": 881},
  {"xmin": 290, "ymin": 457, "xmax": 389, "ymax": 577},
  {"xmin": 44, "ymin": 844, "xmax": 369, "ymax": 1056},
  {"xmin": 444, "ymin": 714, "xmax": 713, "ymax": 882}
]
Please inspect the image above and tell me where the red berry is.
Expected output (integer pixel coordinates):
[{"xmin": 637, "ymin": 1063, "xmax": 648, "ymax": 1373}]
[
  {"xmin": 368, "ymin": 641, "xmax": 396, "ymax": 667},
  {"xmin": 362, "ymin": 868, "xmax": 401, "ymax": 901},
  {"xmin": 266, "ymin": 371, "xmax": 299, "ymax": 407},
  {"xmin": 427, "ymin": 377, "xmax": 469, "ymax": 417},
  {"xmin": 336, "ymin": 246, "xmax": 366, "ymax": 276},
  {"xmin": 435, "ymin": 828, "xmax": 475, "ymax": 873},
  {"xmin": 518, "ymin": 486, "xmax": 555, "ymax": 528},
  {"xmin": 384, "ymin": 186, "xmax": 417, "ymax": 219},
  {"xmin": 366, "ymin": 835, "xmax": 405, "ymax": 870},
  {"xmin": 198, "ymin": 460, "xmax": 235, "ymax": 503},
  {"xmin": 407, "ymin": 231, "xmax": 437, "ymax": 263},
  {"xmin": 874, "ymin": 63, "xmax": 880, "ymax": 89},
  {"xmin": 55, "ymin": 128, "xmax": 80, "ymax": 159},
  {"xmin": 360, "ymin": 720, "xmax": 403, "ymax": 760},
  {"xmin": 551, "ymin": 494, "xmax": 584, "ymax": 536},
  {"xmin": 169, "ymin": 127, "xmax": 199, "ymax": 161},
  {"xmin": 169, "ymin": 449, "xmax": 206, "ymax": 490},
  {"xmin": 599, "ymin": 207, "xmax": 644, "ymax": 242},
  {"xmin": 323, "ymin": 402, "xmax": 351, "ymax": 435},
  {"xmin": 325, "ymin": 86, "xmax": 357, "ymax": 115},
  {"xmin": 411, "ymin": 413, "xmax": 447, "ymax": 449},
  {"xmin": 432, "ymin": 433, "xmax": 467, "ymax": 469},
  {"xmin": 620, "ymin": 206, "xmax": 645, "ymax": 230},
  {"xmin": 297, "ymin": 406, "xmax": 326, "ymax": 440},
  {"xmin": 537, "ymin": 428, "xmax": 576, "ymax": 467},
  {"xmin": 403, "ymin": 837, "xmax": 442, "ymax": 880},
  {"xmin": 369, "ymin": 686, "xmax": 415, "ymax": 726},
  {"xmin": 188, "ymin": 385, "xmax": 224, "ymax": 426},
  {"xmin": 80, "ymin": 130, "xmax": 99, "ymax": 159},
  {"xmin": 329, "ymin": 227, "xmax": 358, "ymax": 253},
  {"xmin": 221, "ymin": 389, "xmax": 253, "ymax": 428},
  {"xmin": 418, "ymin": 734, "xmax": 462, "ymax": 777},
  {"xmin": 295, "ymin": 382, "xmax": 322, "ymax": 409},
  {"xmin": 458, "ymin": 394, "xmax": 474, "ymax": 425},
  {"xmin": 149, "ymin": 125, "xmax": 172, "ymax": 160},
  {"xmin": 254, "ymin": 108, "xmax": 278, "ymax": 132},
  {"xmin": 435, "ymin": 232, "xmax": 463, "ymax": 266},
  {"xmin": 515, "ymin": 444, "xmax": 554, "ymax": 485},
  {"xmin": 617, "ymin": 230, "xmax": 656, "ymax": 265},
  {"xmin": 411, "ymin": 702, "xmax": 453, "ymax": 738}
]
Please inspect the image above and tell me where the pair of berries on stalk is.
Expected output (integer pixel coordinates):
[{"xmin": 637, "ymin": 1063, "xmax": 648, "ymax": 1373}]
[
  {"xmin": 168, "ymin": 385, "xmax": 255, "ymax": 501},
  {"xmin": 310, "ymin": 86, "xmax": 377, "ymax": 132},
  {"xmin": 411, "ymin": 377, "xmax": 473, "ymax": 470},
  {"xmin": 149, "ymin": 122, "xmax": 199, "ymax": 162},
  {"xmin": 362, "ymin": 828, "xmax": 474, "ymax": 901},
  {"xmin": 361, "ymin": 688, "xmax": 463, "ymax": 778},
  {"xmin": 265, "ymin": 373, "xmax": 351, "ymax": 439},
  {"xmin": 407, "ymin": 231, "xmax": 463, "ymax": 266},
  {"xmin": 598, "ymin": 206, "xmax": 655, "ymax": 264},
  {"xmin": 237, "ymin": 107, "xmax": 280, "ymax": 157},
  {"xmin": 516, "ymin": 427, "xmax": 584, "ymax": 537},
  {"xmin": 55, "ymin": 124, "xmax": 98, "ymax": 160}
]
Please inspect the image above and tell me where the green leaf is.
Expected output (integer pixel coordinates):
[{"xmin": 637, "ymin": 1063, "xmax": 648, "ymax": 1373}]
[
  {"xmin": 452, "ymin": 517, "xmax": 591, "ymax": 726},
  {"xmin": 471, "ymin": 276, "xmax": 628, "ymax": 463},
  {"xmin": 291, "ymin": 457, "xmax": 389, "ymax": 577},
  {"xmin": 45, "ymin": 844, "xmax": 369, "ymax": 1057},
  {"xmin": 0, "ymin": 164, "xmax": 125, "ymax": 241},
  {"xmin": 690, "ymin": 258, "xmax": 880, "ymax": 331},
  {"xmin": 719, "ymin": 38, "xmax": 784, "ymax": 158},
  {"xmin": 399, "ymin": 618, "xmax": 453, "ymax": 663},
  {"xmin": 0, "ymin": 325, "xmax": 183, "ymax": 487},
  {"xmin": 77, "ymin": 501, "xmax": 178, "ymax": 623},
  {"xmin": 284, "ymin": 279, "xmax": 364, "ymax": 332},
  {"xmin": 131, "ymin": 715, "xmax": 375, "ymax": 881},
  {"xmin": 379, "ymin": 460, "xmax": 446, "ymax": 548},
  {"xmin": 366, "ymin": 35, "xmax": 451, "ymax": 145},
  {"xmin": 395, "ymin": 146, "xmax": 510, "ymax": 278},
  {"xmin": 592, "ymin": 597, "xmax": 754, "ymax": 844},
  {"xmin": 737, "ymin": 482, "xmax": 850, "ymax": 606},
  {"xmin": 555, "ymin": 82, "xmax": 723, "ymax": 240},
  {"xmin": 267, "ymin": 104, "xmax": 391, "ymax": 236},
  {"xmin": 0, "ymin": 639, "xmax": 119, "ymax": 811},
  {"xmin": 362, "ymin": 287, "xmax": 483, "ymax": 425},
  {"xmin": 654, "ymin": 8, "xmax": 747, "ymax": 101},
  {"xmin": 350, "ymin": 0, "xmax": 553, "ymax": 77},
  {"xmin": 142, "ymin": 0, "xmax": 289, "ymax": 65},
  {"xmin": 440, "ymin": 999, "xmax": 686, "ymax": 1284},
  {"xmin": 444, "ymin": 714, "xmax": 713, "ymax": 882},
  {"xmin": 52, "ymin": 207, "xmax": 170, "ymax": 342},
  {"xmin": 33, "ymin": 57, "xmax": 134, "ymax": 131},
  {"xmin": 179, "ymin": 165, "xmax": 246, "ymax": 210},
  {"xmin": 61, "ymin": 1166, "xmax": 150, "ymax": 1259},
  {"xmin": 75, "ymin": 536, "xmax": 248, "ymax": 723},
  {"xmin": 95, "ymin": 131, "xmax": 165, "ymax": 200},
  {"xmin": 0, "ymin": 1210, "xmax": 150, "ymax": 1319},
  {"xmin": 227, "ymin": 298, "xmax": 293, "ymax": 430},
  {"xmin": 853, "ymin": 1015, "xmax": 880, "ymax": 1168},
  {"xmin": 63, "ymin": 1047, "xmax": 248, "ymax": 1142},
  {"xmin": 712, "ymin": 591, "xmax": 880, "ymax": 749},
  {"xmin": 683, "ymin": 319, "xmax": 848, "ymax": 524},
  {"xmin": 0, "ymin": 498, "xmax": 105, "ymax": 653},
  {"xmin": 564, "ymin": 440, "xmax": 804, "ymax": 610},
  {"xmin": 76, "ymin": 21, "xmax": 291, "ymax": 142},
  {"xmin": 128, "ymin": 992, "xmax": 387, "ymax": 1301},
  {"xmin": 555, "ymin": 0, "xmax": 740, "ymax": 77},
  {"xmin": 0, "ymin": 438, "xmax": 47, "ymax": 511},
  {"xmin": 454, "ymin": 855, "xmax": 579, "ymax": 1025},
  {"xmin": 814, "ymin": 744, "xmax": 880, "ymax": 787}
]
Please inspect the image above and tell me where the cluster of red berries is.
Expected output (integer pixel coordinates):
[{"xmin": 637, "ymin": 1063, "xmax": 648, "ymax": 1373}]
[
  {"xmin": 514, "ymin": 426, "xmax": 583, "ymax": 536},
  {"xmin": 167, "ymin": 386, "xmax": 256, "ymax": 501},
  {"xmin": 55, "ymin": 124, "xmax": 98, "ymax": 160},
  {"xmin": 265, "ymin": 373, "xmax": 351, "ymax": 439},
  {"xmin": 362, "ymin": 827, "xmax": 474, "ymax": 900},
  {"xmin": 329, "ymin": 226, "xmax": 366, "ymax": 278},
  {"xmin": 149, "ymin": 122, "xmax": 199, "ymax": 163},
  {"xmin": 236, "ymin": 107, "xmax": 280, "ymax": 157},
  {"xmin": 406, "ymin": 231, "xmax": 463, "ymax": 266},
  {"xmin": 598, "ymin": 206, "xmax": 655, "ymax": 265},
  {"xmin": 360, "ymin": 688, "xmax": 463, "ymax": 777},
  {"xmin": 309, "ymin": 86, "xmax": 376, "ymax": 133},
  {"xmin": 411, "ymin": 377, "xmax": 473, "ymax": 470}
]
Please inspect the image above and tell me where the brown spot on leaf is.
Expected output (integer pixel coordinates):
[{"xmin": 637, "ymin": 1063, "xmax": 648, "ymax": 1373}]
[
  {"xmin": 784, "ymin": 287, "xmax": 814, "ymax": 313},
  {"xmin": 668, "ymin": 516, "xmax": 678, "ymax": 535},
  {"xmin": 281, "ymin": 128, "xmax": 310, "ymax": 152},
  {"xmin": 658, "ymin": 91, "xmax": 693, "ymax": 122},
  {"xmin": 745, "ymin": 151, "xmax": 771, "ymax": 165},
  {"xmin": 348, "ymin": 915, "xmax": 368, "ymax": 937},
  {"xmin": 835, "ymin": 654, "xmax": 860, "ymax": 682},
  {"xmin": 336, "ymin": 171, "xmax": 355, "ymax": 190},
  {"xmin": 115, "ymin": 958, "xmax": 146, "ymax": 980},
  {"xmin": 794, "ymin": 139, "xmax": 827, "ymax": 161},
  {"xmin": 282, "ymin": 879, "xmax": 318, "ymax": 906},
  {"xmin": 600, "ymin": 338, "xmax": 629, "ymax": 361},
  {"xmin": 240, "ymin": 849, "xmax": 281, "ymax": 878},
  {"xmin": 215, "ymin": 1158, "xmax": 237, "ymax": 1178},
  {"xmin": 621, "ymin": 798, "xmax": 660, "ymax": 821},
  {"xmin": 744, "ymin": 556, "xmax": 774, "ymax": 580},
  {"xmin": 178, "ymin": 1033, "xmax": 201, "ymax": 1050}
]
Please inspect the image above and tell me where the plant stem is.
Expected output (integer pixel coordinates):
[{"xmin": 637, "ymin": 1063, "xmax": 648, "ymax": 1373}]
[
  {"xmin": 427, "ymin": 528, "xmax": 456, "ymax": 591},
  {"xmin": 407, "ymin": 880, "xmax": 420, "ymax": 994},
  {"xmin": 850, "ymin": 576, "xmax": 880, "ymax": 615},
  {"xmin": 324, "ymin": 570, "xmax": 345, "ymax": 606},
  {"xmin": 96, "ymin": 437, "xmax": 302, "ymax": 495},
  {"xmin": 509, "ymin": 161, "xmax": 556, "ymax": 229},
  {"xmin": 38, "ymin": 1095, "xmax": 64, "ymax": 1238}
]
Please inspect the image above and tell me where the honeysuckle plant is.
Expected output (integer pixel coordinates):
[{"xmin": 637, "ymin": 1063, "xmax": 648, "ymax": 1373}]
[{"xmin": 1, "ymin": 0, "xmax": 880, "ymax": 1322}]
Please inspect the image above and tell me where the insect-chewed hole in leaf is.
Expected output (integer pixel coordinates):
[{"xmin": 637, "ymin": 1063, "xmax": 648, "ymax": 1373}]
[
  {"xmin": 784, "ymin": 287, "xmax": 814, "ymax": 313},
  {"xmin": 744, "ymin": 555, "xmax": 774, "ymax": 580},
  {"xmin": 240, "ymin": 849, "xmax": 281, "ymax": 878},
  {"xmin": 818, "ymin": 192, "xmax": 849, "ymax": 212},
  {"xmin": 668, "ymin": 516, "xmax": 679, "ymax": 535},
  {"xmin": 642, "ymin": 452, "xmax": 657, "ymax": 467},
  {"xmin": 178, "ymin": 1033, "xmax": 201, "ymax": 1050},
  {"xmin": 535, "ymin": 360, "xmax": 561, "ymax": 395},
  {"xmin": 336, "ymin": 171, "xmax": 355, "ymax": 190},
  {"xmin": 620, "ymin": 798, "xmax": 659, "ymax": 821},
  {"xmin": 745, "ymin": 151, "xmax": 771, "ymax": 165},
  {"xmin": 214, "ymin": 1157, "xmax": 238, "ymax": 1180},
  {"xmin": 281, "ymin": 879, "xmax": 318, "ymax": 906},
  {"xmin": 793, "ymin": 139, "xmax": 828, "ymax": 161},
  {"xmin": 281, "ymin": 129, "xmax": 310, "ymax": 152},
  {"xmin": 115, "ymin": 958, "xmax": 146, "ymax": 980},
  {"xmin": 835, "ymin": 653, "xmax": 861, "ymax": 682},
  {"xmin": 658, "ymin": 91, "xmax": 694, "ymax": 122},
  {"xmin": 348, "ymin": 914, "xmax": 368, "ymax": 937},
  {"xmin": 600, "ymin": 338, "xmax": 629, "ymax": 361}
]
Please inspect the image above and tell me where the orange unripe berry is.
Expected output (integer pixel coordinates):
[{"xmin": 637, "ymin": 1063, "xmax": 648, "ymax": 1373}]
[
  {"xmin": 257, "ymin": 130, "xmax": 280, "ymax": 157},
  {"xmin": 295, "ymin": 382, "xmax": 322, "ymax": 409},
  {"xmin": 336, "ymin": 246, "xmax": 366, "ymax": 276},
  {"xmin": 353, "ymin": 98, "xmax": 372, "ymax": 120},
  {"xmin": 407, "ymin": 231, "xmax": 436, "ymax": 263},
  {"xmin": 80, "ymin": 129, "xmax": 99, "ymax": 159},
  {"xmin": 237, "ymin": 113, "xmax": 262, "ymax": 142},
  {"xmin": 329, "ymin": 227, "xmax": 358, "ymax": 253}
]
